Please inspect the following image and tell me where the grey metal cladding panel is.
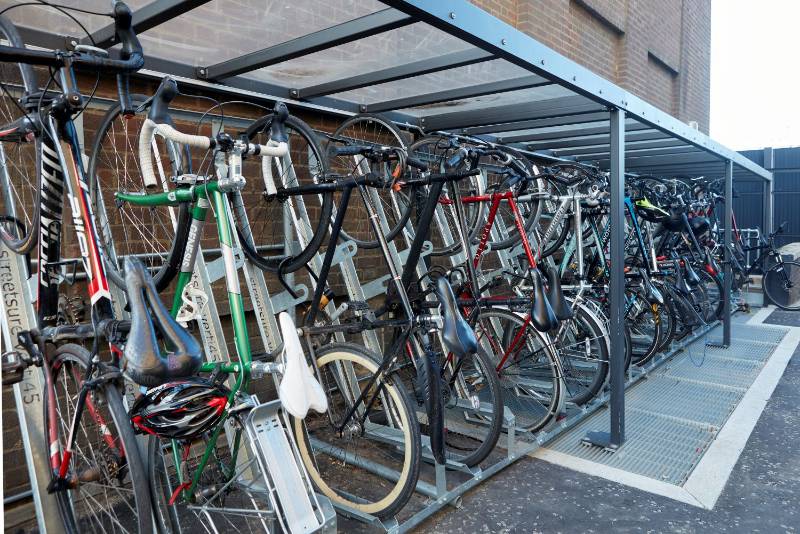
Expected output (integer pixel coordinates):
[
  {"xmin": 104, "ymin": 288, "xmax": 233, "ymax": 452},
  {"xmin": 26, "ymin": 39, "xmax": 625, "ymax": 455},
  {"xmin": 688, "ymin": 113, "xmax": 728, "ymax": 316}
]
[
  {"xmin": 202, "ymin": 9, "xmax": 414, "ymax": 80},
  {"xmin": 88, "ymin": 0, "xmax": 213, "ymax": 49},
  {"xmin": 740, "ymin": 150, "xmax": 764, "ymax": 166},
  {"xmin": 367, "ymin": 74, "xmax": 551, "ymax": 112},
  {"xmin": 775, "ymin": 147, "xmax": 800, "ymax": 168},
  {"xmin": 420, "ymin": 95, "xmax": 604, "ymax": 130},
  {"xmin": 379, "ymin": 0, "xmax": 771, "ymax": 181},
  {"xmin": 299, "ymin": 48, "xmax": 495, "ymax": 99},
  {"xmin": 773, "ymin": 171, "xmax": 800, "ymax": 192}
]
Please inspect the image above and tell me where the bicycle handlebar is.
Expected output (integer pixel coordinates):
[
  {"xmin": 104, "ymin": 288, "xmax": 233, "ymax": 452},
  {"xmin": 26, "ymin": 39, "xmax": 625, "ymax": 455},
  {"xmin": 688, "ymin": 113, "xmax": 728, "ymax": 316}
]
[{"xmin": 138, "ymin": 77, "xmax": 288, "ymax": 188}]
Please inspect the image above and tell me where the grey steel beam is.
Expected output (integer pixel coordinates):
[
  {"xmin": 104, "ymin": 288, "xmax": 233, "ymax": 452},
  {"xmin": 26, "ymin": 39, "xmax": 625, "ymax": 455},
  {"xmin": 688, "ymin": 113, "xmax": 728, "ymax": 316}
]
[
  {"xmin": 200, "ymin": 9, "xmax": 413, "ymax": 81},
  {"xmin": 525, "ymin": 130, "xmax": 665, "ymax": 151},
  {"xmin": 299, "ymin": 48, "xmax": 494, "ymax": 99},
  {"xmin": 576, "ymin": 146, "xmax": 700, "ymax": 163},
  {"xmin": 462, "ymin": 111, "xmax": 611, "ymax": 135},
  {"xmin": 554, "ymin": 139, "xmax": 686, "ymax": 157},
  {"xmin": 87, "ymin": 0, "xmax": 212, "ymax": 48},
  {"xmin": 422, "ymin": 95, "xmax": 604, "ymax": 131},
  {"xmin": 367, "ymin": 74, "xmax": 551, "ymax": 112},
  {"xmin": 500, "ymin": 121, "xmax": 649, "ymax": 144},
  {"xmin": 763, "ymin": 147, "xmax": 775, "ymax": 234},
  {"xmin": 296, "ymin": 48, "xmax": 495, "ymax": 98},
  {"xmin": 596, "ymin": 150, "xmax": 720, "ymax": 169},
  {"xmin": 584, "ymin": 108, "xmax": 626, "ymax": 450},
  {"xmin": 379, "ymin": 0, "xmax": 771, "ymax": 181}
]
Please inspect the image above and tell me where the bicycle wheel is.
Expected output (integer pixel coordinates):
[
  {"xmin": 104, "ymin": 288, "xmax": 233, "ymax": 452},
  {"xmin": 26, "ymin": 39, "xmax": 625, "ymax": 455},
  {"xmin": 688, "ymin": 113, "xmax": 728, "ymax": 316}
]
[
  {"xmin": 626, "ymin": 289, "xmax": 662, "ymax": 364},
  {"xmin": 89, "ymin": 94, "xmax": 191, "ymax": 291},
  {"xmin": 472, "ymin": 308, "xmax": 563, "ymax": 432},
  {"xmin": 238, "ymin": 113, "xmax": 333, "ymax": 273},
  {"xmin": 148, "ymin": 422, "xmax": 276, "ymax": 533},
  {"xmin": 47, "ymin": 344, "xmax": 152, "ymax": 534},
  {"xmin": 652, "ymin": 280, "xmax": 677, "ymax": 354},
  {"xmin": 763, "ymin": 260, "xmax": 800, "ymax": 310},
  {"xmin": 292, "ymin": 343, "xmax": 421, "ymax": 519},
  {"xmin": 331, "ymin": 114, "xmax": 412, "ymax": 249},
  {"xmin": 407, "ymin": 135, "xmax": 485, "ymax": 257},
  {"xmin": 553, "ymin": 302, "xmax": 609, "ymax": 405},
  {"xmin": 697, "ymin": 267, "xmax": 723, "ymax": 320},
  {"xmin": 0, "ymin": 14, "xmax": 40, "ymax": 254},
  {"xmin": 440, "ymin": 347, "xmax": 503, "ymax": 466}
]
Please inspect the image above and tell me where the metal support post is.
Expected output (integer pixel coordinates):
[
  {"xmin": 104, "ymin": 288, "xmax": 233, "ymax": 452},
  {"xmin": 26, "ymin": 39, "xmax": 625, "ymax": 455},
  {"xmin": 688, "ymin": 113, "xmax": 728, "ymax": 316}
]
[
  {"xmin": 583, "ymin": 108, "xmax": 625, "ymax": 450},
  {"xmin": 762, "ymin": 147, "xmax": 774, "ymax": 236},
  {"xmin": 723, "ymin": 159, "xmax": 733, "ymax": 347}
]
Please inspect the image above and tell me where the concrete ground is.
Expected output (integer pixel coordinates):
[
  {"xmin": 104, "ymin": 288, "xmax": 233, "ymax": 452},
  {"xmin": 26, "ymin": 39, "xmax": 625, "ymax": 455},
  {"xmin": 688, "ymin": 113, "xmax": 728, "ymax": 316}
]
[{"xmin": 413, "ymin": 310, "xmax": 800, "ymax": 533}]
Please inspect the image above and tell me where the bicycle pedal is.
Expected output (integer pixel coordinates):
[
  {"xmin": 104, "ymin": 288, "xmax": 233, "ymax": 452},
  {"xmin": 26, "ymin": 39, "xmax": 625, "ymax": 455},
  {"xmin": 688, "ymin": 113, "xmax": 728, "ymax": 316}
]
[{"xmin": 2, "ymin": 351, "xmax": 28, "ymax": 386}]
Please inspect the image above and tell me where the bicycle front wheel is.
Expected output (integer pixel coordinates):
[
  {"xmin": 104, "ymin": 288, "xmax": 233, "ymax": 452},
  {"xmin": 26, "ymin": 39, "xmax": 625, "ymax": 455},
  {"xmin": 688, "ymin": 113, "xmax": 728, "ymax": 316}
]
[
  {"xmin": 0, "ymin": 14, "xmax": 41, "ymax": 254},
  {"xmin": 764, "ymin": 260, "xmax": 800, "ymax": 310},
  {"xmin": 292, "ymin": 343, "xmax": 421, "ymax": 519},
  {"xmin": 47, "ymin": 344, "xmax": 152, "ymax": 534}
]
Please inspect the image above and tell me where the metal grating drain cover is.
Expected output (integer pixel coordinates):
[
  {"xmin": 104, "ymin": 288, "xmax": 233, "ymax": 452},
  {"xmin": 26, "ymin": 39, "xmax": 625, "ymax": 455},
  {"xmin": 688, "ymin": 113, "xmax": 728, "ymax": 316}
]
[{"xmin": 544, "ymin": 320, "xmax": 787, "ymax": 487}]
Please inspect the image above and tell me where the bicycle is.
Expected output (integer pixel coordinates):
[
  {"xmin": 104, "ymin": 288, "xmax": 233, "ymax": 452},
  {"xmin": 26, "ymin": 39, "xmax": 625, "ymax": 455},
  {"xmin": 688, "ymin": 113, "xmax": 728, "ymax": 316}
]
[{"xmin": 0, "ymin": 3, "xmax": 159, "ymax": 531}]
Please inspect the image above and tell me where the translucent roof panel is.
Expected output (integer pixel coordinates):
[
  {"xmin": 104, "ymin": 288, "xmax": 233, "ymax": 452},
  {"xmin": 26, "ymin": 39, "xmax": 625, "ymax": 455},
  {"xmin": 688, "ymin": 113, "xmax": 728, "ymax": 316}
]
[
  {"xmin": 243, "ymin": 22, "xmax": 471, "ymax": 87},
  {"xmin": 329, "ymin": 59, "xmax": 531, "ymax": 104},
  {"xmin": 403, "ymin": 84, "xmax": 577, "ymax": 118},
  {"xmin": 0, "ymin": 0, "xmax": 149, "ymax": 35},
  {"xmin": 138, "ymin": 0, "xmax": 384, "ymax": 69},
  {"xmin": 491, "ymin": 118, "xmax": 642, "ymax": 139}
]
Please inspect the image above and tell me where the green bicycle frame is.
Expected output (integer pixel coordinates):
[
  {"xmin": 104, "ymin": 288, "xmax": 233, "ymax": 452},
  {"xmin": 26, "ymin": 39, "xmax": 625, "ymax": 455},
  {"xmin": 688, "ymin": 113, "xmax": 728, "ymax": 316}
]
[{"xmin": 116, "ymin": 180, "xmax": 252, "ymax": 501}]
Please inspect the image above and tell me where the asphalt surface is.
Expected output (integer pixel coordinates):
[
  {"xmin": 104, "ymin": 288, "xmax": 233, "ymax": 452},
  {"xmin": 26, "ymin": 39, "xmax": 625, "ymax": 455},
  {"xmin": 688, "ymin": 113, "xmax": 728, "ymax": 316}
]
[{"xmin": 413, "ymin": 317, "xmax": 800, "ymax": 533}]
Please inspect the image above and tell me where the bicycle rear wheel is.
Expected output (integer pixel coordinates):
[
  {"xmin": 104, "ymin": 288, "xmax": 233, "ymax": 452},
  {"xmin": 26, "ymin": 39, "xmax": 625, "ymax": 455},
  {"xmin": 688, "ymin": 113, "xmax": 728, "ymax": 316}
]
[
  {"xmin": 47, "ymin": 344, "xmax": 152, "ymax": 534},
  {"xmin": 238, "ymin": 113, "xmax": 332, "ymax": 273},
  {"xmin": 473, "ymin": 308, "xmax": 563, "ymax": 432},
  {"xmin": 763, "ymin": 260, "xmax": 800, "ymax": 310},
  {"xmin": 554, "ymin": 303, "xmax": 609, "ymax": 405},
  {"xmin": 0, "ymin": 14, "xmax": 40, "ymax": 254},
  {"xmin": 292, "ymin": 343, "xmax": 421, "ymax": 519},
  {"xmin": 89, "ymin": 94, "xmax": 191, "ymax": 291}
]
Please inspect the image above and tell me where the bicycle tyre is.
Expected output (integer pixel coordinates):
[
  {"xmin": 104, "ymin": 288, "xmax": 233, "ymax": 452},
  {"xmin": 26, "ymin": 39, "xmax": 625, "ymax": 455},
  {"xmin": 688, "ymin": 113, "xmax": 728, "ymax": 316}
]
[
  {"xmin": 88, "ymin": 94, "xmax": 191, "ymax": 291},
  {"xmin": 46, "ymin": 344, "xmax": 152, "ymax": 534},
  {"xmin": 0, "ymin": 14, "xmax": 41, "ymax": 254},
  {"xmin": 238, "ymin": 113, "xmax": 333, "ymax": 274},
  {"xmin": 556, "ymin": 302, "xmax": 610, "ymax": 405},
  {"xmin": 331, "ymin": 113, "xmax": 412, "ymax": 249},
  {"xmin": 292, "ymin": 343, "xmax": 421, "ymax": 519},
  {"xmin": 763, "ymin": 260, "xmax": 800, "ymax": 311},
  {"xmin": 441, "ymin": 347, "xmax": 503, "ymax": 466}
]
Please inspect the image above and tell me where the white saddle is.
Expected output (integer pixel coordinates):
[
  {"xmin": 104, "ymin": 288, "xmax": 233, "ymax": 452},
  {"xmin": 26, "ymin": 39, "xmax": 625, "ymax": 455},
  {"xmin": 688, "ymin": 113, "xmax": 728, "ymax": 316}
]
[{"xmin": 277, "ymin": 312, "xmax": 327, "ymax": 418}]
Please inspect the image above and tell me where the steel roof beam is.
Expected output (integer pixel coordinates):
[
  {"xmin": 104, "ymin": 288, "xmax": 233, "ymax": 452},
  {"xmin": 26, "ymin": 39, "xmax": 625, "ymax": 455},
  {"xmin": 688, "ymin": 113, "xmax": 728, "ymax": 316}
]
[
  {"xmin": 366, "ymin": 74, "xmax": 551, "ymax": 112},
  {"xmin": 553, "ymin": 139, "xmax": 687, "ymax": 157},
  {"xmin": 299, "ymin": 48, "xmax": 494, "ymax": 99},
  {"xmin": 499, "ymin": 121, "xmax": 649, "ymax": 143},
  {"xmin": 576, "ymin": 146, "xmax": 701, "ymax": 161},
  {"xmin": 525, "ymin": 131, "xmax": 667, "ymax": 151},
  {"xmin": 461, "ymin": 111, "xmax": 611, "ymax": 135},
  {"xmin": 199, "ymin": 9, "xmax": 413, "ymax": 81},
  {"xmin": 379, "ymin": 0, "xmax": 771, "ymax": 181},
  {"xmin": 421, "ymin": 95, "xmax": 603, "ymax": 130},
  {"xmin": 87, "ymin": 0, "xmax": 212, "ymax": 49},
  {"xmin": 597, "ymin": 151, "xmax": 723, "ymax": 169}
]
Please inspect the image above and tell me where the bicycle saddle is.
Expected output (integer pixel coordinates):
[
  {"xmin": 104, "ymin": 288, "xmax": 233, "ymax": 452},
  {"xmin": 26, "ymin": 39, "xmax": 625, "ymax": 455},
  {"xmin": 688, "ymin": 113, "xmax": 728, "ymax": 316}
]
[
  {"xmin": 433, "ymin": 277, "xmax": 477, "ymax": 358},
  {"xmin": 704, "ymin": 248, "xmax": 720, "ymax": 277},
  {"xmin": 638, "ymin": 268, "xmax": 664, "ymax": 305},
  {"xmin": 277, "ymin": 312, "xmax": 327, "ymax": 419},
  {"xmin": 123, "ymin": 258, "xmax": 202, "ymax": 387},
  {"xmin": 682, "ymin": 257, "xmax": 701, "ymax": 286},
  {"xmin": 543, "ymin": 266, "xmax": 573, "ymax": 321},
  {"xmin": 671, "ymin": 259, "xmax": 692, "ymax": 296},
  {"xmin": 530, "ymin": 268, "xmax": 559, "ymax": 332}
]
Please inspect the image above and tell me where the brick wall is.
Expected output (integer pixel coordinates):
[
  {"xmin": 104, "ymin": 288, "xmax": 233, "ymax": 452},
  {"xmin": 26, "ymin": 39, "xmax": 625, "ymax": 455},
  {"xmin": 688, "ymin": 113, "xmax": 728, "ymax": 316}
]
[{"xmin": 472, "ymin": 0, "xmax": 711, "ymax": 132}]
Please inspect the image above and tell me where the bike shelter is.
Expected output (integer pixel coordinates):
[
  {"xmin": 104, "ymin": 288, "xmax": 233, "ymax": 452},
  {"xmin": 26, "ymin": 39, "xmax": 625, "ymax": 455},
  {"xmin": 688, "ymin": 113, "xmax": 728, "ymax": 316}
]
[{"xmin": 1, "ymin": 1, "xmax": 774, "ymax": 532}]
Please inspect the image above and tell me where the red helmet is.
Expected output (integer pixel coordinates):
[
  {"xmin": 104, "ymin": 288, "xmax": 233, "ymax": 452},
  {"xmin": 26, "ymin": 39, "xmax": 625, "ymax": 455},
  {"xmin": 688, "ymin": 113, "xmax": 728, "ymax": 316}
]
[{"xmin": 129, "ymin": 378, "xmax": 230, "ymax": 440}]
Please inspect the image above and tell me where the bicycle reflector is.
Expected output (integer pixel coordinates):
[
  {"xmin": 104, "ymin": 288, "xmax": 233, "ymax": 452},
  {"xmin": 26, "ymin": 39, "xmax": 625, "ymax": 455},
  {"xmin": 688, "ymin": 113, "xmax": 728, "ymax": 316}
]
[{"xmin": 129, "ymin": 378, "xmax": 230, "ymax": 440}]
